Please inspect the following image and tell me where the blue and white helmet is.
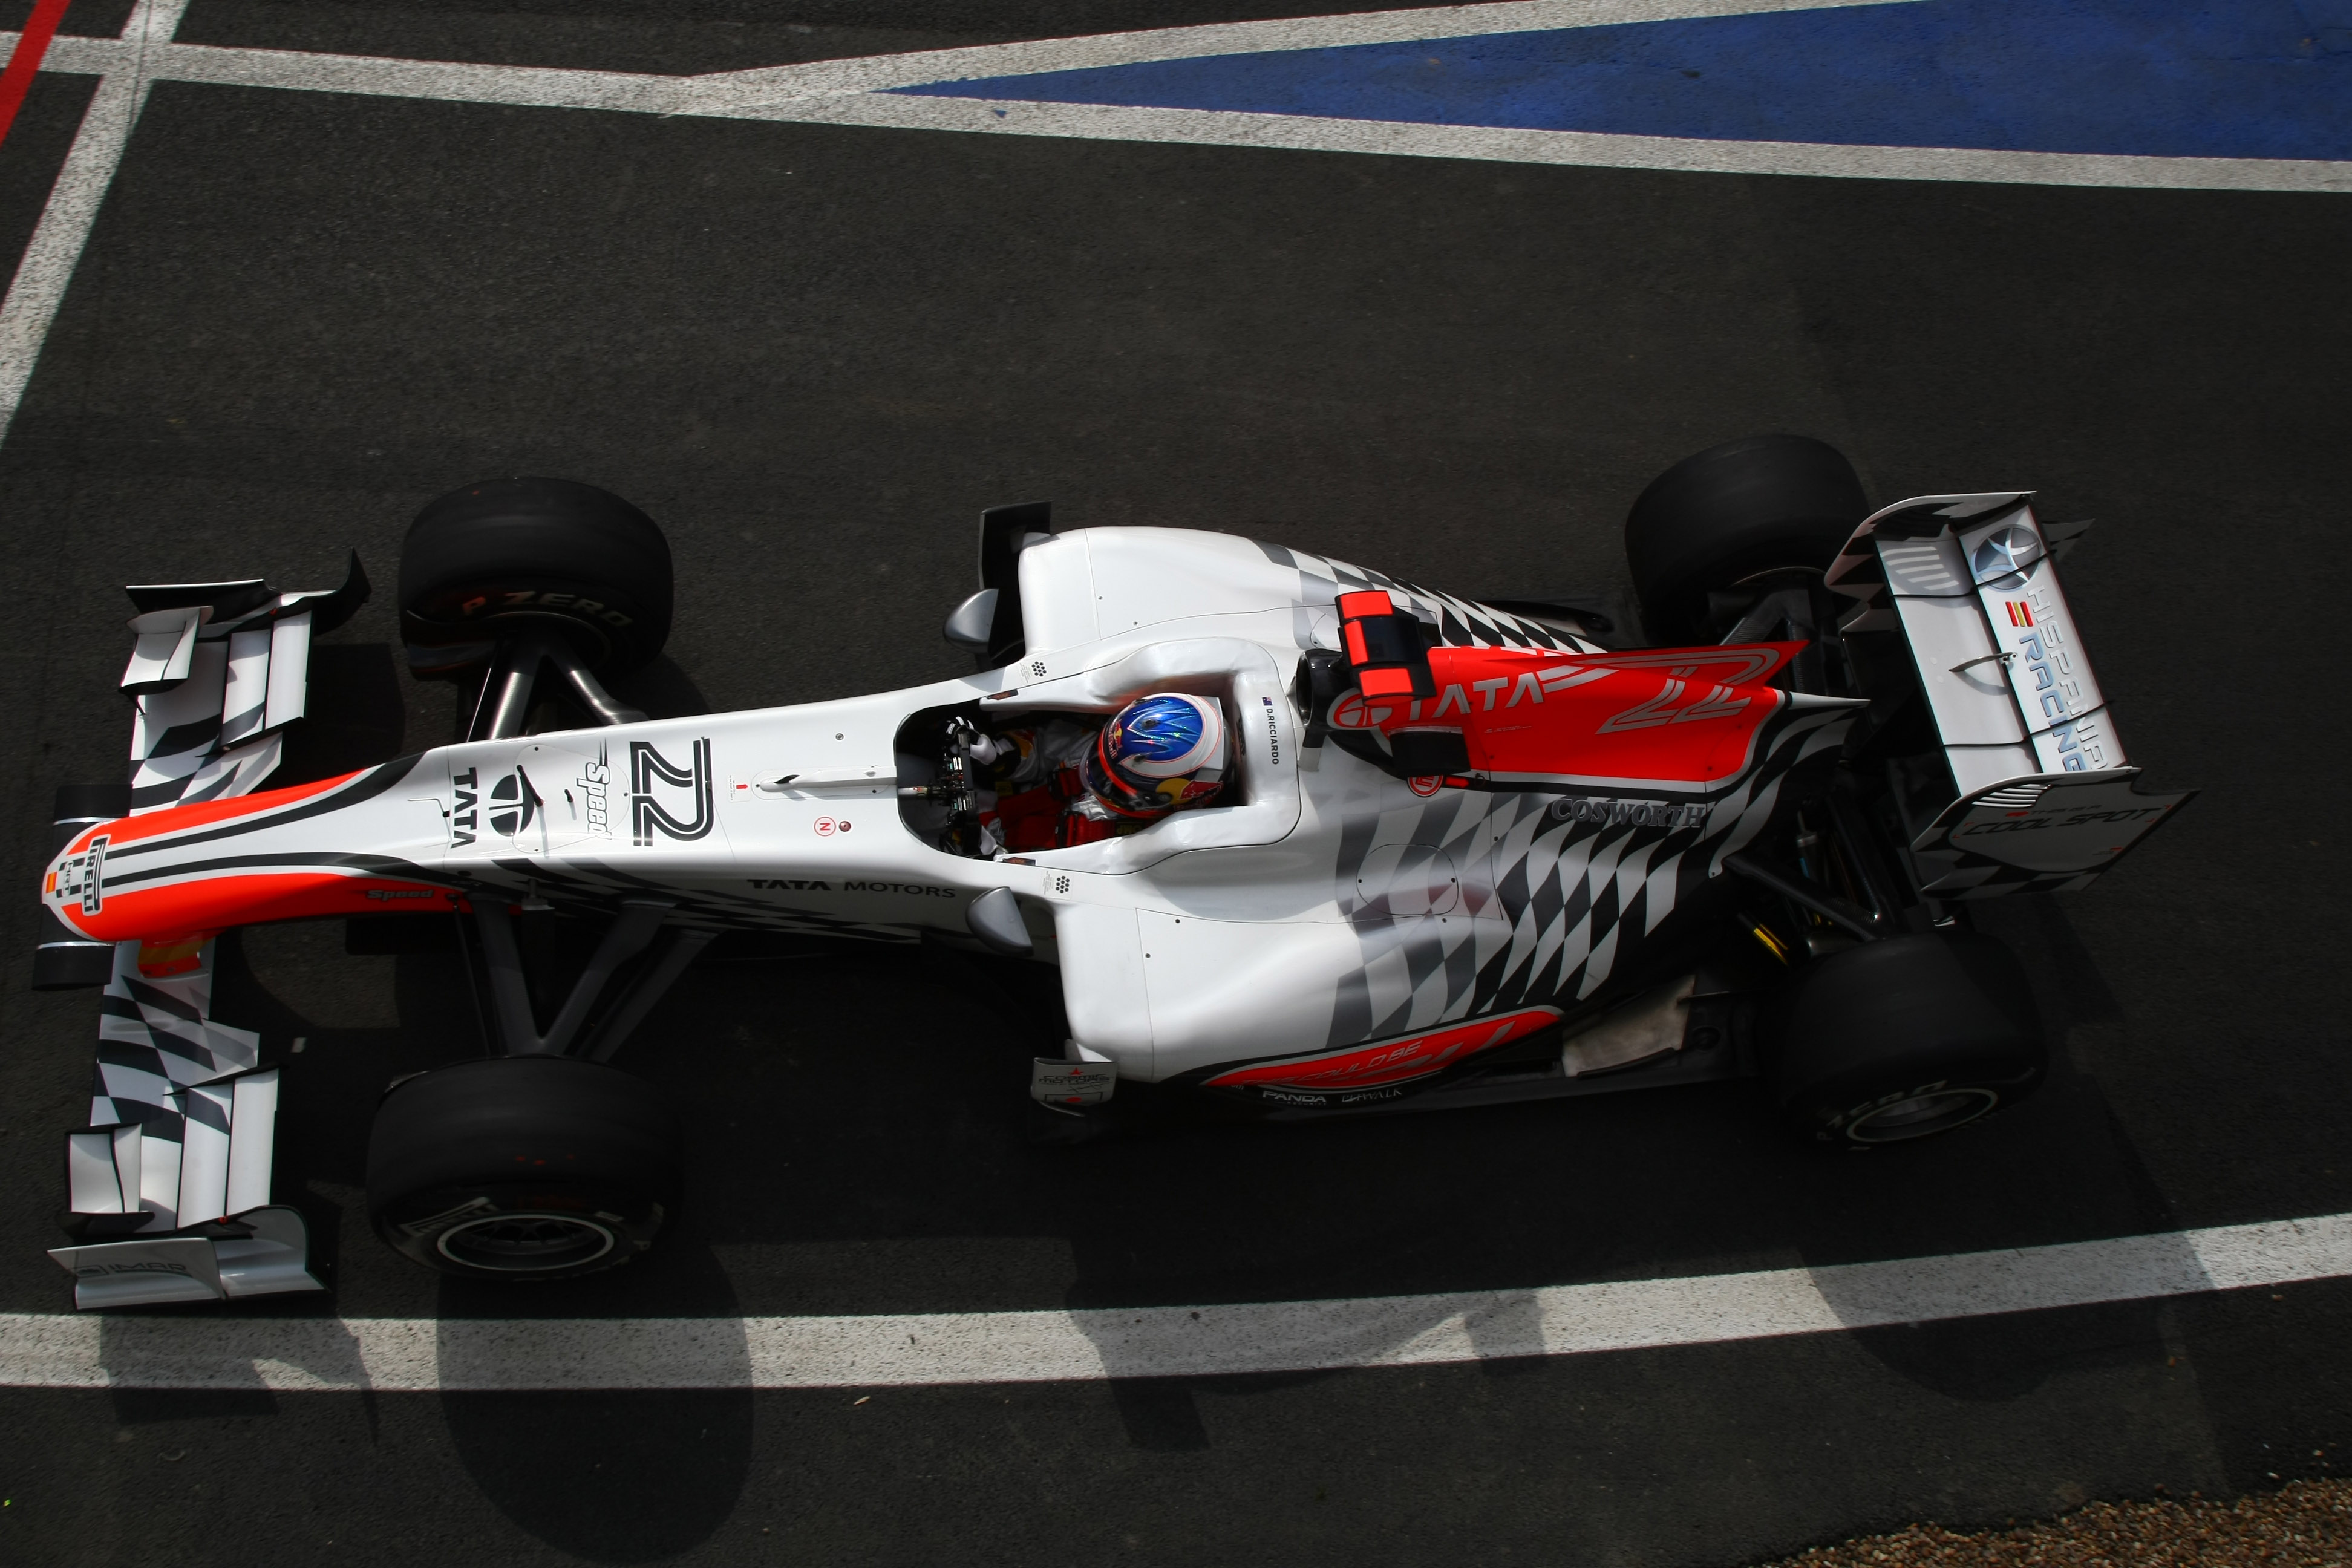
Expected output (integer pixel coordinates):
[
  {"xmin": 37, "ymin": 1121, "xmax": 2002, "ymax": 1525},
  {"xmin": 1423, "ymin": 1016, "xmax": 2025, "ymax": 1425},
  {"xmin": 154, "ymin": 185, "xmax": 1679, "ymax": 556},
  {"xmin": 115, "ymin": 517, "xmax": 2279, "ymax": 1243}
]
[{"xmin": 1082, "ymin": 693, "xmax": 1228, "ymax": 817}]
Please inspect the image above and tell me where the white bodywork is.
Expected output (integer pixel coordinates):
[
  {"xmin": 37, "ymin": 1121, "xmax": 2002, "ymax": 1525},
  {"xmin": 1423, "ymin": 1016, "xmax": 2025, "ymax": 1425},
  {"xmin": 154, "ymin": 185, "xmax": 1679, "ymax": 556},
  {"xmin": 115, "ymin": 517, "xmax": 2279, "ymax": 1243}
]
[
  {"xmin": 51, "ymin": 515, "xmax": 2188, "ymax": 1093},
  {"xmin": 66, "ymin": 525, "xmax": 1840, "ymax": 1089},
  {"xmin": 41, "ymin": 509, "xmax": 2195, "ymax": 1307},
  {"xmin": 411, "ymin": 526, "xmax": 1681, "ymax": 1085}
]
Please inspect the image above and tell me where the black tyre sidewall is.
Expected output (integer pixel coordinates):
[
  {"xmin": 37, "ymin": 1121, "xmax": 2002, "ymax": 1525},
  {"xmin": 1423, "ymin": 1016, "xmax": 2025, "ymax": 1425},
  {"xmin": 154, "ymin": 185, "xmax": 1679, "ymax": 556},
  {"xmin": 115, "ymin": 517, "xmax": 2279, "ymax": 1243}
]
[
  {"xmin": 1770, "ymin": 931, "xmax": 2047, "ymax": 1145},
  {"xmin": 399, "ymin": 477, "xmax": 673, "ymax": 675},
  {"xmin": 366, "ymin": 1057, "xmax": 684, "ymax": 1281},
  {"xmin": 1624, "ymin": 434, "xmax": 1866, "ymax": 642}
]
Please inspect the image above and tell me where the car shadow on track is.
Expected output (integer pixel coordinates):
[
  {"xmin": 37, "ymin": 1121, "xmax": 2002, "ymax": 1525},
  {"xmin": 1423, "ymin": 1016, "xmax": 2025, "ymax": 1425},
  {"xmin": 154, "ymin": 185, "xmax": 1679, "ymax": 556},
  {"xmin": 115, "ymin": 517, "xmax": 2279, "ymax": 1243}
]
[
  {"xmin": 227, "ymin": 838, "xmax": 2207, "ymax": 1487},
  {"xmin": 224, "ymin": 922, "xmax": 759, "ymax": 1560},
  {"xmin": 1811, "ymin": 895, "xmax": 2181, "ymax": 1405},
  {"xmin": 433, "ymin": 1247, "xmax": 756, "ymax": 1563},
  {"xmin": 1031, "ymin": 897, "xmax": 2196, "ymax": 1450},
  {"xmin": 273, "ymin": 643, "xmax": 408, "ymax": 783}
]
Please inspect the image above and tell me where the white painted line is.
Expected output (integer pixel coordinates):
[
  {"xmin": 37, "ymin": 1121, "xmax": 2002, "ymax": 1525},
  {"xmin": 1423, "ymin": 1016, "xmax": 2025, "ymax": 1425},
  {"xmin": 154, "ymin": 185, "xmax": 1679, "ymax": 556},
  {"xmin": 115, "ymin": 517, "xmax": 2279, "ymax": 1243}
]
[
  {"xmin": 6, "ymin": 1212, "xmax": 2347, "ymax": 1392},
  {"xmin": 0, "ymin": 5, "xmax": 2338, "ymax": 195},
  {"xmin": 35, "ymin": 33, "xmax": 705, "ymax": 116},
  {"xmin": 0, "ymin": 0, "xmax": 187, "ymax": 444},
  {"xmin": 728, "ymin": 94, "xmax": 2352, "ymax": 195},
  {"xmin": 15, "ymin": 0, "xmax": 1915, "ymax": 103},
  {"xmin": 690, "ymin": 0, "xmax": 1916, "ymax": 99}
]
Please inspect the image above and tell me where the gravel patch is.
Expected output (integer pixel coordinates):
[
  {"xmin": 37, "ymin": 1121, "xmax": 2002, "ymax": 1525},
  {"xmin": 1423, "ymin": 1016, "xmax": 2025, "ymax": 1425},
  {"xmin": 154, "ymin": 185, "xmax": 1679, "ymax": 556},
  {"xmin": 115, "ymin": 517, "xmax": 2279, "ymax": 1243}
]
[{"xmin": 1768, "ymin": 1478, "xmax": 2352, "ymax": 1567}]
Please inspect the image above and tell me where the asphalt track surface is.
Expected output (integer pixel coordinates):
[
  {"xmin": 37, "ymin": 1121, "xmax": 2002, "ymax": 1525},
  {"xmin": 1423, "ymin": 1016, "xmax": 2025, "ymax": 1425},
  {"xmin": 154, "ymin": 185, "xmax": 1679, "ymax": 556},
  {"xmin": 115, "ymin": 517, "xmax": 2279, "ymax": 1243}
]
[{"xmin": 0, "ymin": 1, "xmax": 2348, "ymax": 1563}]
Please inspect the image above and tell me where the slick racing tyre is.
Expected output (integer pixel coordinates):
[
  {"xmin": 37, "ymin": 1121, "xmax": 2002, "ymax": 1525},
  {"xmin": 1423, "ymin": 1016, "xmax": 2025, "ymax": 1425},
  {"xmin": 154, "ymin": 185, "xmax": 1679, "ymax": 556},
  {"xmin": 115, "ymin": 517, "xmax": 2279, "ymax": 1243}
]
[
  {"xmin": 366, "ymin": 1057, "xmax": 684, "ymax": 1282},
  {"xmin": 1624, "ymin": 434, "xmax": 1867, "ymax": 643},
  {"xmin": 399, "ymin": 476, "xmax": 673, "ymax": 676},
  {"xmin": 1770, "ymin": 932, "xmax": 2046, "ymax": 1146}
]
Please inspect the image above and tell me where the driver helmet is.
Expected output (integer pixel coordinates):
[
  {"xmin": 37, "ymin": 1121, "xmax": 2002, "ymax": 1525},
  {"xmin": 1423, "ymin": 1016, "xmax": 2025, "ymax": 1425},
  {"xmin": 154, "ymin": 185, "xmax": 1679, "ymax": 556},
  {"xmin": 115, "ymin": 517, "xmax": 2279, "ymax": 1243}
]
[{"xmin": 1081, "ymin": 693, "xmax": 1228, "ymax": 818}]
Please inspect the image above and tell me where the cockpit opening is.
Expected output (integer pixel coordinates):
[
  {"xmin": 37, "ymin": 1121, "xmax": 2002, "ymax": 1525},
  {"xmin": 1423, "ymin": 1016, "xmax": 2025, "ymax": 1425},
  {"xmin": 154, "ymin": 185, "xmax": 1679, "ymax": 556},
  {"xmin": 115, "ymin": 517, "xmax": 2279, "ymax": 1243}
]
[{"xmin": 895, "ymin": 694, "xmax": 1236, "ymax": 861}]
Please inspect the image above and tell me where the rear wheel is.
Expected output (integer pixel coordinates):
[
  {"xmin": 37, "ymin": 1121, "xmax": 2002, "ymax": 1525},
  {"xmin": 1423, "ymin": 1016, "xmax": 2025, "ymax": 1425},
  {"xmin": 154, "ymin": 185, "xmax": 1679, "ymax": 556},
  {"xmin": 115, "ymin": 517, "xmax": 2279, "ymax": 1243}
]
[
  {"xmin": 399, "ymin": 477, "xmax": 673, "ymax": 676},
  {"xmin": 1624, "ymin": 434, "xmax": 1867, "ymax": 643},
  {"xmin": 366, "ymin": 1056, "xmax": 684, "ymax": 1281},
  {"xmin": 1770, "ymin": 931, "xmax": 2045, "ymax": 1145}
]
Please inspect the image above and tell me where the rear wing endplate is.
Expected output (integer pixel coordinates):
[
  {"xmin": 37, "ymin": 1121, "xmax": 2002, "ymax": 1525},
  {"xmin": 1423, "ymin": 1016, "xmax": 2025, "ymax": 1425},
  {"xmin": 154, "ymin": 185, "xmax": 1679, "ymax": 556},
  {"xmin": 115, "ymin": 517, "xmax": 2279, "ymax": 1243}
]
[{"xmin": 1828, "ymin": 494, "xmax": 2192, "ymax": 898}]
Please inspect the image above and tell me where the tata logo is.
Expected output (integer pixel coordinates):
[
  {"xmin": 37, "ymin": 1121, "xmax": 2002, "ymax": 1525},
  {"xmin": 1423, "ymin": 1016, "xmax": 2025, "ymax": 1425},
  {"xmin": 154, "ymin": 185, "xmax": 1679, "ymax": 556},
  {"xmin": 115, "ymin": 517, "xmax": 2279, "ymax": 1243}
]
[
  {"xmin": 450, "ymin": 768, "xmax": 479, "ymax": 846},
  {"xmin": 488, "ymin": 770, "xmax": 537, "ymax": 837},
  {"xmin": 1331, "ymin": 675, "xmax": 1552, "ymax": 731},
  {"xmin": 631, "ymin": 739, "xmax": 714, "ymax": 846}
]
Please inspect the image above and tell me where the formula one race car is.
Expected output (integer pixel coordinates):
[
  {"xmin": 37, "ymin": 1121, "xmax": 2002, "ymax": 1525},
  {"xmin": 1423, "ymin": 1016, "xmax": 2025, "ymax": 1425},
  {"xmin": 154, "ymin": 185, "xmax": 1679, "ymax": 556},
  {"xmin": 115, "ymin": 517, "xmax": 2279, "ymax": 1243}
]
[{"xmin": 33, "ymin": 436, "xmax": 2191, "ymax": 1305}]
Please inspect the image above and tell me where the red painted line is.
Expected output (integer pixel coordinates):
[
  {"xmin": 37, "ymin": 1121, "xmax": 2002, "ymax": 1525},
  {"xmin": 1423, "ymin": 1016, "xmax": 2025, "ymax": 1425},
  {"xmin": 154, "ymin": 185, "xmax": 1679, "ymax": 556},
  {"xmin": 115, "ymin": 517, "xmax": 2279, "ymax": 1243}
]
[{"xmin": 0, "ymin": 0, "xmax": 73, "ymax": 152}]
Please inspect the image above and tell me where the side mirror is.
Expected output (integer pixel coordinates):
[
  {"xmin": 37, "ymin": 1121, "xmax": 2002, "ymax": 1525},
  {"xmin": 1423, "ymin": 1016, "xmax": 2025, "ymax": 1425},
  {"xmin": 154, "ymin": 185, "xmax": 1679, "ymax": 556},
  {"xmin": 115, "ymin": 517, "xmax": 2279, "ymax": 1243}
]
[
  {"xmin": 944, "ymin": 589, "xmax": 998, "ymax": 651},
  {"xmin": 965, "ymin": 886, "xmax": 1033, "ymax": 956}
]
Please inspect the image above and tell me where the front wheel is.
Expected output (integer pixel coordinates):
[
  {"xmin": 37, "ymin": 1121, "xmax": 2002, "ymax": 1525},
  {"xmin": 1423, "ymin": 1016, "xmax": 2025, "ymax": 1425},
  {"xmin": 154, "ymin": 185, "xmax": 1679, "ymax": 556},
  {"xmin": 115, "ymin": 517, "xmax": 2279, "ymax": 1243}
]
[
  {"xmin": 1770, "ymin": 931, "xmax": 2046, "ymax": 1145},
  {"xmin": 365, "ymin": 1057, "xmax": 684, "ymax": 1281},
  {"xmin": 398, "ymin": 476, "xmax": 674, "ymax": 676}
]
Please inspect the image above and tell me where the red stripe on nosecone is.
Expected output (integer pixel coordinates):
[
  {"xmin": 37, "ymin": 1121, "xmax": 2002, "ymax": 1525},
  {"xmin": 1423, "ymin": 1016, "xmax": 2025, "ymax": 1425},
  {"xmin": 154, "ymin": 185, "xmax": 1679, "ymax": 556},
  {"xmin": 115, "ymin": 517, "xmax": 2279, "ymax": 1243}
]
[
  {"xmin": 62, "ymin": 871, "xmax": 459, "ymax": 942},
  {"xmin": 61, "ymin": 769, "xmax": 369, "ymax": 856}
]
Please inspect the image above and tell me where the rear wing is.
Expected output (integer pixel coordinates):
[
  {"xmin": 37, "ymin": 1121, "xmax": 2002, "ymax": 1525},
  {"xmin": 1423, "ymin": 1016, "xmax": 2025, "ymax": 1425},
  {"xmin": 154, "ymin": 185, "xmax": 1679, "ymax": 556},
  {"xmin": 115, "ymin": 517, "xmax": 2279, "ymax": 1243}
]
[
  {"xmin": 1827, "ymin": 494, "xmax": 2192, "ymax": 899},
  {"xmin": 38, "ymin": 557, "xmax": 365, "ymax": 1308}
]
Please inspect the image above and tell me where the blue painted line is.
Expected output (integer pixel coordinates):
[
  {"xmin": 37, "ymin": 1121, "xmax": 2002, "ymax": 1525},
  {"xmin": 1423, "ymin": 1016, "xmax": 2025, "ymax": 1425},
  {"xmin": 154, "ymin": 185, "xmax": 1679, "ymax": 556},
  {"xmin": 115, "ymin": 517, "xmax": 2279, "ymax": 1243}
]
[{"xmin": 893, "ymin": 0, "xmax": 2352, "ymax": 162}]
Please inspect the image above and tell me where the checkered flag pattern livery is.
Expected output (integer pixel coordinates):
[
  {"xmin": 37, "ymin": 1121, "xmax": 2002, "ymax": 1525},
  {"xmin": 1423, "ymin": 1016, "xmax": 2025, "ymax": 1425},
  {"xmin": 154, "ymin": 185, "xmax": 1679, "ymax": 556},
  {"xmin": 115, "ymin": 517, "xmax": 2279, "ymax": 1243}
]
[
  {"xmin": 61, "ymin": 570, "xmax": 358, "ymax": 1230},
  {"xmin": 73, "ymin": 941, "xmax": 275, "ymax": 1232},
  {"xmin": 128, "ymin": 638, "xmax": 286, "ymax": 813},
  {"xmin": 123, "ymin": 606, "xmax": 325, "ymax": 814},
  {"xmin": 93, "ymin": 946, "xmax": 263, "ymax": 1135},
  {"xmin": 1254, "ymin": 541, "xmax": 1606, "ymax": 655},
  {"xmin": 1324, "ymin": 707, "xmax": 1853, "ymax": 1047}
]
